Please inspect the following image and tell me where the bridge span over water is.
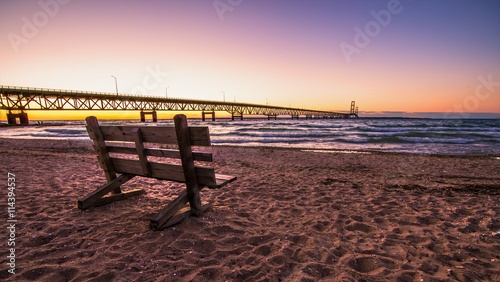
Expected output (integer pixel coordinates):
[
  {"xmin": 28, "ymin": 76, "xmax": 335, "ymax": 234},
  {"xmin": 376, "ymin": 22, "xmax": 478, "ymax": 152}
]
[{"xmin": 1, "ymin": 86, "xmax": 358, "ymax": 125}]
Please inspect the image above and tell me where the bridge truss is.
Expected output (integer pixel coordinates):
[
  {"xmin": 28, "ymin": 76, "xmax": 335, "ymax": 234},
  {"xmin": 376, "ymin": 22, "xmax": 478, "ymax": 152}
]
[{"xmin": 1, "ymin": 86, "xmax": 358, "ymax": 124}]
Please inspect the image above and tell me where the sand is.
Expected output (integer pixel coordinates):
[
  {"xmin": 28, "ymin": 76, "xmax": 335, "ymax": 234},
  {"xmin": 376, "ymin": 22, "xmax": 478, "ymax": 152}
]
[{"xmin": 0, "ymin": 138, "xmax": 499, "ymax": 281}]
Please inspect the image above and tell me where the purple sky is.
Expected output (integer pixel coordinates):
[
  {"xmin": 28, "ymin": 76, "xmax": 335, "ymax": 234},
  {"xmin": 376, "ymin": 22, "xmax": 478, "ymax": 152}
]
[{"xmin": 1, "ymin": 0, "xmax": 499, "ymax": 118}]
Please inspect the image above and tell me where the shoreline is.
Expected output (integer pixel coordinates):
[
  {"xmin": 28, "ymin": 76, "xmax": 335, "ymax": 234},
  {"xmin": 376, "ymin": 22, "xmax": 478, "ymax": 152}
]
[
  {"xmin": 1, "ymin": 137, "xmax": 500, "ymax": 158},
  {"xmin": 1, "ymin": 138, "xmax": 499, "ymax": 281},
  {"xmin": 1, "ymin": 117, "xmax": 499, "ymax": 156}
]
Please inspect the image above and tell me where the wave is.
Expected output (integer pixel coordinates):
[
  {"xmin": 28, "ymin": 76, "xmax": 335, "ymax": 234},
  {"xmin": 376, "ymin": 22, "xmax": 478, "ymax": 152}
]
[
  {"xmin": 2, "ymin": 118, "xmax": 499, "ymax": 155},
  {"xmin": 234, "ymin": 127, "xmax": 305, "ymax": 132},
  {"xmin": 44, "ymin": 128, "xmax": 87, "ymax": 135}
]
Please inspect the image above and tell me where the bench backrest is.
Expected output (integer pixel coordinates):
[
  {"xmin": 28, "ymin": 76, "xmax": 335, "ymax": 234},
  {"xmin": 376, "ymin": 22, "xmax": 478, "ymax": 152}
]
[{"xmin": 85, "ymin": 115, "xmax": 218, "ymax": 187}]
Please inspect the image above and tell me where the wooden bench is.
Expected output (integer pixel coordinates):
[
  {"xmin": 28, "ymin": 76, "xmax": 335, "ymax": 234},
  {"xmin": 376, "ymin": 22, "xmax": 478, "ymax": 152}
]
[{"xmin": 78, "ymin": 114, "xmax": 237, "ymax": 230}]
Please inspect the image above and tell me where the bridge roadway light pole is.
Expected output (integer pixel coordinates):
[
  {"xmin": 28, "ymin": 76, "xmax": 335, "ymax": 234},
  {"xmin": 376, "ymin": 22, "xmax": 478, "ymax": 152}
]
[
  {"xmin": 111, "ymin": 75, "xmax": 118, "ymax": 95},
  {"xmin": 221, "ymin": 91, "xmax": 225, "ymax": 102},
  {"xmin": 166, "ymin": 86, "xmax": 170, "ymax": 98}
]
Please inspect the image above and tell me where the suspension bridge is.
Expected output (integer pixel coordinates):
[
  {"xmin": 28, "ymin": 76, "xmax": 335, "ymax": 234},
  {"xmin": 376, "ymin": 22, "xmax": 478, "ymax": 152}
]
[{"xmin": 0, "ymin": 86, "xmax": 358, "ymax": 125}]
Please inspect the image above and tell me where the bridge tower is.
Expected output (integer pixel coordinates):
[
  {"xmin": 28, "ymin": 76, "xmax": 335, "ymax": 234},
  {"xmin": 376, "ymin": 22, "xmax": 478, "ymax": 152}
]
[{"xmin": 349, "ymin": 101, "xmax": 359, "ymax": 118}]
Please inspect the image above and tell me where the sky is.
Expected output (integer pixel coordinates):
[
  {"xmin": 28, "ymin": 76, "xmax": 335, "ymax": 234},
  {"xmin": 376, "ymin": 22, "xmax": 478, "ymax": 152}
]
[{"xmin": 1, "ymin": 0, "xmax": 499, "ymax": 119}]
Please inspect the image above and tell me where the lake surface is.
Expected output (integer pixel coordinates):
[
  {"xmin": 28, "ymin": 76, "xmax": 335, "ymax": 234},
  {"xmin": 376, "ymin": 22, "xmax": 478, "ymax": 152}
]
[{"xmin": 1, "ymin": 118, "xmax": 499, "ymax": 155}]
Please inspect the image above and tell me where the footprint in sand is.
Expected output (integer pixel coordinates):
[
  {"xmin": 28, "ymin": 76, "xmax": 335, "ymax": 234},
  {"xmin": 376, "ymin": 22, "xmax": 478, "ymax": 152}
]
[
  {"xmin": 345, "ymin": 222, "xmax": 374, "ymax": 233},
  {"xmin": 347, "ymin": 256, "xmax": 397, "ymax": 274},
  {"xmin": 253, "ymin": 244, "xmax": 272, "ymax": 256},
  {"xmin": 302, "ymin": 263, "xmax": 332, "ymax": 278}
]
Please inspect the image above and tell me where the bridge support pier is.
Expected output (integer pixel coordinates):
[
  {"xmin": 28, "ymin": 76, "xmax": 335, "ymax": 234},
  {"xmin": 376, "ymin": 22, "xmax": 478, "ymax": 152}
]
[
  {"xmin": 305, "ymin": 114, "xmax": 312, "ymax": 119},
  {"xmin": 231, "ymin": 112, "xmax": 243, "ymax": 120},
  {"xmin": 6, "ymin": 112, "xmax": 29, "ymax": 125},
  {"xmin": 7, "ymin": 114, "xmax": 17, "ymax": 125},
  {"xmin": 20, "ymin": 112, "xmax": 29, "ymax": 124},
  {"xmin": 291, "ymin": 115, "xmax": 299, "ymax": 120},
  {"xmin": 140, "ymin": 110, "xmax": 157, "ymax": 122},
  {"xmin": 202, "ymin": 111, "xmax": 215, "ymax": 121},
  {"xmin": 267, "ymin": 114, "xmax": 277, "ymax": 120}
]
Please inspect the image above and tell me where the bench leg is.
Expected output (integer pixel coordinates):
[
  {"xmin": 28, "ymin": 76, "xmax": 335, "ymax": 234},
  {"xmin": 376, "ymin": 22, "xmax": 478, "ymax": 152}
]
[
  {"xmin": 150, "ymin": 190, "xmax": 189, "ymax": 230},
  {"xmin": 150, "ymin": 186, "xmax": 209, "ymax": 230},
  {"xmin": 77, "ymin": 174, "xmax": 137, "ymax": 209},
  {"xmin": 157, "ymin": 202, "xmax": 212, "ymax": 230},
  {"xmin": 93, "ymin": 189, "xmax": 146, "ymax": 207}
]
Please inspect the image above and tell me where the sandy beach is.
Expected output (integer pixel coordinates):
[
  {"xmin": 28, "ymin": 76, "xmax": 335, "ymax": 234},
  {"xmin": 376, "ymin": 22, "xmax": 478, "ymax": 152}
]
[{"xmin": 1, "ymin": 138, "xmax": 499, "ymax": 281}]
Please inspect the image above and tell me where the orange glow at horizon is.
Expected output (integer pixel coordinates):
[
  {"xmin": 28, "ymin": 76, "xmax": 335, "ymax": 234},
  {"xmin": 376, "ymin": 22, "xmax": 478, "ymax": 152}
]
[{"xmin": 0, "ymin": 110, "xmax": 230, "ymax": 121}]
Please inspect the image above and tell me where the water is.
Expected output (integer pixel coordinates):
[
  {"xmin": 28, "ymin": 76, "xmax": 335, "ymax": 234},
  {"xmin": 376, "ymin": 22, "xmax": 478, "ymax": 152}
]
[{"xmin": 1, "ymin": 118, "xmax": 499, "ymax": 155}]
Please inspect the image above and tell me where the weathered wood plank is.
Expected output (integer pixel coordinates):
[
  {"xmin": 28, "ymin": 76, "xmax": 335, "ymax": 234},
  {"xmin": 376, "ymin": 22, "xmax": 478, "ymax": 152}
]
[
  {"xmin": 159, "ymin": 206, "xmax": 191, "ymax": 228},
  {"xmin": 106, "ymin": 146, "xmax": 213, "ymax": 162},
  {"xmin": 175, "ymin": 114, "xmax": 203, "ymax": 216},
  {"xmin": 155, "ymin": 202, "xmax": 212, "ymax": 230},
  {"xmin": 92, "ymin": 189, "xmax": 146, "ymax": 207},
  {"xmin": 77, "ymin": 174, "xmax": 135, "ymax": 209},
  {"xmin": 132, "ymin": 128, "xmax": 151, "ymax": 176},
  {"xmin": 85, "ymin": 116, "xmax": 121, "ymax": 194},
  {"xmin": 110, "ymin": 158, "xmax": 216, "ymax": 186},
  {"xmin": 150, "ymin": 190, "xmax": 189, "ymax": 230},
  {"xmin": 99, "ymin": 126, "xmax": 210, "ymax": 146},
  {"xmin": 208, "ymin": 174, "xmax": 238, "ymax": 189}
]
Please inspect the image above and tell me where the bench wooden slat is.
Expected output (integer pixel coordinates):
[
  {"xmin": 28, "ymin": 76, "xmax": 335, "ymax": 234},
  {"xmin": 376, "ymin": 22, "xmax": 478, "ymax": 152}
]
[
  {"xmin": 106, "ymin": 146, "xmax": 213, "ymax": 162},
  {"xmin": 111, "ymin": 158, "xmax": 217, "ymax": 186},
  {"xmin": 98, "ymin": 126, "xmax": 210, "ymax": 146},
  {"xmin": 132, "ymin": 128, "xmax": 151, "ymax": 176}
]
